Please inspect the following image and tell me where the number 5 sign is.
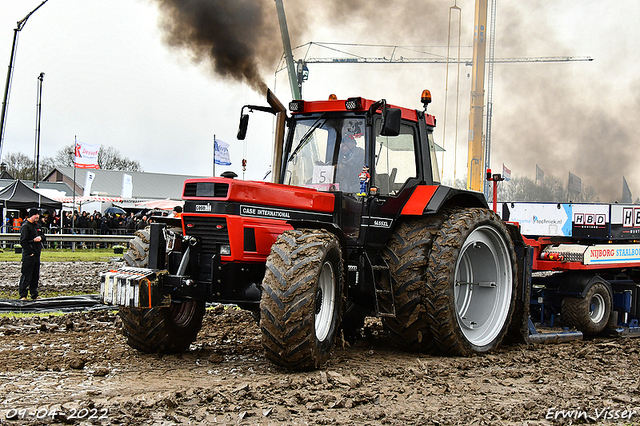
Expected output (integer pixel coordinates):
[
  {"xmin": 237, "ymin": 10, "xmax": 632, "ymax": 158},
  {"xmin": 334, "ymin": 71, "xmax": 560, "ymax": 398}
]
[{"xmin": 313, "ymin": 165, "xmax": 335, "ymax": 184}]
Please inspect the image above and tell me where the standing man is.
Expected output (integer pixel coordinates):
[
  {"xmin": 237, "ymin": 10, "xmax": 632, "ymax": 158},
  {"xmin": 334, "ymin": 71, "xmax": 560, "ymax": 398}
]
[
  {"xmin": 172, "ymin": 206, "xmax": 182, "ymax": 218},
  {"xmin": 19, "ymin": 208, "xmax": 46, "ymax": 300}
]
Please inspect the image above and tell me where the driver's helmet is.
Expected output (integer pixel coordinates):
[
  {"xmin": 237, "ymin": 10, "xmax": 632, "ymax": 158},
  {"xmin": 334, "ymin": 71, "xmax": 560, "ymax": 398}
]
[{"xmin": 342, "ymin": 120, "xmax": 364, "ymax": 142}]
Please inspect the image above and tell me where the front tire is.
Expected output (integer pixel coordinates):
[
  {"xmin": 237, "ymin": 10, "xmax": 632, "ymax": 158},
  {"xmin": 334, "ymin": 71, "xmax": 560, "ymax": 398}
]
[
  {"xmin": 119, "ymin": 228, "xmax": 205, "ymax": 353},
  {"xmin": 260, "ymin": 229, "xmax": 344, "ymax": 370},
  {"xmin": 424, "ymin": 208, "xmax": 516, "ymax": 356},
  {"xmin": 120, "ymin": 301, "xmax": 205, "ymax": 353}
]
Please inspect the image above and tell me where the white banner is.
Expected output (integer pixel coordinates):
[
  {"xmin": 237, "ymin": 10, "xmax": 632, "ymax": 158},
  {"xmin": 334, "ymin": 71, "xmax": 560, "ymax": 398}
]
[
  {"xmin": 83, "ymin": 171, "xmax": 96, "ymax": 196},
  {"xmin": 121, "ymin": 173, "xmax": 133, "ymax": 198},
  {"xmin": 74, "ymin": 141, "xmax": 100, "ymax": 169},
  {"xmin": 214, "ymin": 138, "xmax": 231, "ymax": 166}
]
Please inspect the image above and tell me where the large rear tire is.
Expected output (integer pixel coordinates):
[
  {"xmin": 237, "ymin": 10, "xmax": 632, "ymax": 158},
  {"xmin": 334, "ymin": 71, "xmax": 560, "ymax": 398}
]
[
  {"xmin": 260, "ymin": 229, "xmax": 344, "ymax": 370},
  {"xmin": 424, "ymin": 208, "xmax": 516, "ymax": 356},
  {"xmin": 119, "ymin": 228, "xmax": 205, "ymax": 353},
  {"xmin": 381, "ymin": 215, "xmax": 446, "ymax": 352},
  {"xmin": 562, "ymin": 280, "xmax": 612, "ymax": 335}
]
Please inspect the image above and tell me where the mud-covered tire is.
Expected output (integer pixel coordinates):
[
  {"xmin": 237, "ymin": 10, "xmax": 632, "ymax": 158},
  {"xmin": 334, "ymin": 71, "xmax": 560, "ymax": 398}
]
[
  {"xmin": 381, "ymin": 215, "xmax": 446, "ymax": 352},
  {"xmin": 123, "ymin": 228, "xmax": 150, "ymax": 267},
  {"xmin": 424, "ymin": 208, "xmax": 516, "ymax": 356},
  {"xmin": 119, "ymin": 227, "xmax": 205, "ymax": 353},
  {"xmin": 260, "ymin": 229, "xmax": 344, "ymax": 370},
  {"xmin": 561, "ymin": 281, "xmax": 611, "ymax": 335},
  {"xmin": 119, "ymin": 301, "xmax": 205, "ymax": 353}
]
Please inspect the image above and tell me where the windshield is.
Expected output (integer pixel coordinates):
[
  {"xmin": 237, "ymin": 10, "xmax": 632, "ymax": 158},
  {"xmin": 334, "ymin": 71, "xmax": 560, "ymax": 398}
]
[{"xmin": 283, "ymin": 117, "xmax": 366, "ymax": 193}]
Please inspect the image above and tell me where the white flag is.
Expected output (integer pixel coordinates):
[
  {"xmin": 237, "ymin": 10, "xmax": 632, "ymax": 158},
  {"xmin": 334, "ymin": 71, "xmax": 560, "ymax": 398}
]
[
  {"xmin": 121, "ymin": 173, "xmax": 133, "ymax": 198},
  {"xmin": 74, "ymin": 141, "xmax": 100, "ymax": 169},
  {"xmin": 214, "ymin": 138, "xmax": 231, "ymax": 166},
  {"xmin": 83, "ymin": 171, "xmax": 96, "ymax": 196}
]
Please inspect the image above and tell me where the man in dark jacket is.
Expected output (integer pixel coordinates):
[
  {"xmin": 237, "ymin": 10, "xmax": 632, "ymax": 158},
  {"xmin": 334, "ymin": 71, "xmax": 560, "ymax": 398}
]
[{"xmin": 19, "ymin": 208, "xmax": 46, "ymax": 300}]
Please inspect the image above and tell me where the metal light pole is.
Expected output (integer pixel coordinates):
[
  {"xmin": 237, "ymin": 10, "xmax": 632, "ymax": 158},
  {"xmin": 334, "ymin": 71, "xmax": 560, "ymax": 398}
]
[
  {"xmin": 34, "ymin": 72, "xmax": 44, "ymax": 187},
  {"xmin": 0, "ymin": 0, "xmax": 49, "ymax": 162},
  {"xmin": 274, "ymin": 0, "xmax": 301, "ymax": 100}
]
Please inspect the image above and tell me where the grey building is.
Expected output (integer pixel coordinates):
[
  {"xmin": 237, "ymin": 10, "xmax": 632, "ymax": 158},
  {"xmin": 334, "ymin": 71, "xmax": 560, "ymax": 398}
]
[{"xmin": 44, "ymin": 167, "xmax": 206, "ymax": 200}]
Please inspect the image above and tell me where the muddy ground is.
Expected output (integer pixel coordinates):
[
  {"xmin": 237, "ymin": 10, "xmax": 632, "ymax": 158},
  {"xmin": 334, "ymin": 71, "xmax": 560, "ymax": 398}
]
[{"xmin": 0, "ymin": 261, "xmax": 639, "ymax": 425}]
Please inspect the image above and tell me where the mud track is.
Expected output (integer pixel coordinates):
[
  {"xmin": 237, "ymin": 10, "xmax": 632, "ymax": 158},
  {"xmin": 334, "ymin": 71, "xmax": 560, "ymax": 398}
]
[{"xmin": 0, "ymin": 262, "xmax": 639, "ymax": 425}]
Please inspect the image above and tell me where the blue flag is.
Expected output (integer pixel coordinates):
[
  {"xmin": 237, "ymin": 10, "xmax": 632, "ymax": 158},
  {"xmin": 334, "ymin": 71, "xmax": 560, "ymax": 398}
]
[{"xmin": 214, "ymin": 138, "xmax": 231, "ymax": 166}]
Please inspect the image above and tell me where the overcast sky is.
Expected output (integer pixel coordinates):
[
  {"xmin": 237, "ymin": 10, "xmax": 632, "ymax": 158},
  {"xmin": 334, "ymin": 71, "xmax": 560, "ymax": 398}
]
[{"xmin": 1, "ymin": 1, "xmax": 639, "ymax": 201}]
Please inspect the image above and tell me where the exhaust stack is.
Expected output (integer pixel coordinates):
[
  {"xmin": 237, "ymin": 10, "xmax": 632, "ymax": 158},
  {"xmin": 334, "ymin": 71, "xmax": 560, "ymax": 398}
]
[{"xmin": 267, "ymin": 89, "xmax": 286, "ymax": 184}]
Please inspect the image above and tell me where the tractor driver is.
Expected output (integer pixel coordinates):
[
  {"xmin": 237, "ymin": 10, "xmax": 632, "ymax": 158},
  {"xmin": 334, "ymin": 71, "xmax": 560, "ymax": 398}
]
[{"xmin": 335, "ymin": 120, "xmax": 365, "ymax": 193}]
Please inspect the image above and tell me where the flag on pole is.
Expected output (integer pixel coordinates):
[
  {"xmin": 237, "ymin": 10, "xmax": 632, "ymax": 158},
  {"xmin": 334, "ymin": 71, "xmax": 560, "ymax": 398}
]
[
  {"xmin": 535, "ymin": 164, "xmax": 544, "ymax": 185},
  {"xmin": 622, "ymin": 176, "xmax": 633, "ymax": 204},
  {"xmin": 568, "ymin": 171, "xmax": 582, "ymax": 193},
  {"xmin": 502, "ymin": 164, "xmax": 511, "ymax": 181},
  {"xmin": 74, "ymin": 141, "xmax": 100, "ymax": 169},
  {"xmin": 214, "ymin": 138, "xmax": 231, "ymax": 166}
]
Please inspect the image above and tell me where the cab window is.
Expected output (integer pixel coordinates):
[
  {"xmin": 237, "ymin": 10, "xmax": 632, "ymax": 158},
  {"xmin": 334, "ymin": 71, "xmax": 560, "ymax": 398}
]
[{"xmin": 374, "ymin": 122, "xmax": 418, "ymax": 196}]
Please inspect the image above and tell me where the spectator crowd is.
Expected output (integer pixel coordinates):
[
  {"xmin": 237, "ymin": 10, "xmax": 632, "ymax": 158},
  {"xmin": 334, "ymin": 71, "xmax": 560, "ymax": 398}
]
[{"xmin": 5, "ymin": 209, "xmax": 155, "ymax": 235}]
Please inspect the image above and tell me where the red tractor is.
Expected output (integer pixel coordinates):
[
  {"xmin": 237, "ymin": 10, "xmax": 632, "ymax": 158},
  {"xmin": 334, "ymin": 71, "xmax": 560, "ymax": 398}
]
[{"xmin": 101, "ymin": 90, "xmax": 525, "ymax": 370}]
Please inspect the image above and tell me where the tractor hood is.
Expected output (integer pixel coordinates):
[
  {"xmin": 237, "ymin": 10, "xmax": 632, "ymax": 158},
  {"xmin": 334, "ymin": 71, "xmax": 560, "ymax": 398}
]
[{"xmin": 182, "ymin": 178, "xmax": 335, "ymax": 215}]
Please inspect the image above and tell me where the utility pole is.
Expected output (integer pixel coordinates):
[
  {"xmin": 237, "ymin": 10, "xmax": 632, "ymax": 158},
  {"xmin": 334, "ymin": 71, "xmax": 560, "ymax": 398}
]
[
  {"xmin": 0, "ymin": 0, "xmax": 49, "ymax": 162},
  {"xmin": 34, "ymin": 72, "xmax": 44, "ymax": 188}
]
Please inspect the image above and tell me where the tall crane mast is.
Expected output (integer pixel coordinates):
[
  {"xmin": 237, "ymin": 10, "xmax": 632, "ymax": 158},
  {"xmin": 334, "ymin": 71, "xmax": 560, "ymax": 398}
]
[
  {"xmin": 467, "ymin": 0, "xmax": 488, "ymax": 192},
  {"xmin": 483, "ymin": 0, "xmax": 497, "ymax": 197}
]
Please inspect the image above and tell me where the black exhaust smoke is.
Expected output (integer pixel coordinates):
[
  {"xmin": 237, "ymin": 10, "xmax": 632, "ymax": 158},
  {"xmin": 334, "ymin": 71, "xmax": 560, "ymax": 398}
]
[
  {"xmin": 151, "ymin": 0, "xmax": 448, "ymax": 96},
  {"xmin": 153, "ymin": 0, "xmax": 284, "ymax": 94}
]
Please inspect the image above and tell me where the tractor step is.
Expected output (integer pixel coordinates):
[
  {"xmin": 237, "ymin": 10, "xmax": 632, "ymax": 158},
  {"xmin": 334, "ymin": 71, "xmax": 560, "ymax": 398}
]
[{"xmin": 365, "ymin": 252, "xmax": 396, "ymax": 318}]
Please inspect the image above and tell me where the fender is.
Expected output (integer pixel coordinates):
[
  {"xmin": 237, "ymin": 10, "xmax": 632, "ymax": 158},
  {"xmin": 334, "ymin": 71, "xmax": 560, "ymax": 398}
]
[
  {"xmin": 288, "ymin": 220, "xmax": 348, "ymax": 257},
  {"xmin": 539, "ymin": 272, "xmax": 613, "ymax": 299},
  {"xmin": 400, "ymin": 184, "xmax": 488, "ymax": 216}
]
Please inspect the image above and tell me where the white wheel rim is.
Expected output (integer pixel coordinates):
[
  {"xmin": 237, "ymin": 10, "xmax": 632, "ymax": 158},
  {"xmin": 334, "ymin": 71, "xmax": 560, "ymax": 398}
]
[
  {"xmin": 454, "ymin": 225, "xmax": 513, "ymax": 347},
  {"xmin": 315, "ymin": 261, "xmax": 336, "ymax": 341},
  {"xmin": 589, "ymin": 293, "xmax": 606, "ymax": 324}
]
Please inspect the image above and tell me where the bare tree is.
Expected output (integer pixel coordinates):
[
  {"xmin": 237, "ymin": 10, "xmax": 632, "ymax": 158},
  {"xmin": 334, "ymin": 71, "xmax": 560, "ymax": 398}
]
[
  {"xmin": 497, "ymin": 175, "xmax": 598, "ymax": 203},
  {"xmin": 1, "ymin": 152, "xmax": 55, "ymax": 180},
  {"xmin": 98, "ymin": 146, "xmax": 143, "ymax": 172}
]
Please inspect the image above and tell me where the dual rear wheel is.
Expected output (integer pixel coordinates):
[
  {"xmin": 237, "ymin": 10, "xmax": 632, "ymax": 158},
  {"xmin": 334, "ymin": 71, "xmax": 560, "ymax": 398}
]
[{"xmin": 385, "ymin": 208, "xmax": 517, "ymax": 356}]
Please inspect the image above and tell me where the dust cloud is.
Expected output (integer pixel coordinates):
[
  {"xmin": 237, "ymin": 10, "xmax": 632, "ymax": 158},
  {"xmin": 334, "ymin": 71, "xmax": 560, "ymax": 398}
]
[{"xmin": 493, "ymin": 2, "xmax": 638, "ymax": 201}]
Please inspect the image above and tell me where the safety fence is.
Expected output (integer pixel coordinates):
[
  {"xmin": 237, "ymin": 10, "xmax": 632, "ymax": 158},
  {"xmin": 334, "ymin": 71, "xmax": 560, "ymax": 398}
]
[
  {"xmin": 0, "ymin": 228, "xmax": 133, "ymax": 250},
  {"xmin": 0, "ymin": 225, "xmax": 135, "ymax": 247},
  {"xmin": 0, "ymin": 225, "xmax": 133, "ymax": 236}
]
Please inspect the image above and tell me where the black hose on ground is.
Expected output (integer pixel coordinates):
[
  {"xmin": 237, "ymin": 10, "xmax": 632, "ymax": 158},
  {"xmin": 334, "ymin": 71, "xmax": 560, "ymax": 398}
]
[{"xmin": 0, "ymin": 295, "xmax": 112, "ymax": 313}]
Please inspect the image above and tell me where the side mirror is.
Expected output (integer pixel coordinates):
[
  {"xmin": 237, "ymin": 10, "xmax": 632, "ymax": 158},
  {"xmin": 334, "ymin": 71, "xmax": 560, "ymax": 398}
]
[
  {"xmin": 380, "ymin": 107, "xmax": 401, "ymax": 137},
  {"xmin": 237, "ymin": 114, "xmax": 249, "ymax": 140}
]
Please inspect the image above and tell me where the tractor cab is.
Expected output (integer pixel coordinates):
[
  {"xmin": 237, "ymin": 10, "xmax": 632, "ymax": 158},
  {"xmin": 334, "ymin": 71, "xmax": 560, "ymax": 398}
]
[
  {"xmin": 281, "ymin": 93, "xmax": 441, "ymax": 196},
  {"xmin": 280, "ymin": 93, "xmax": 441, "ymax": 248}
]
